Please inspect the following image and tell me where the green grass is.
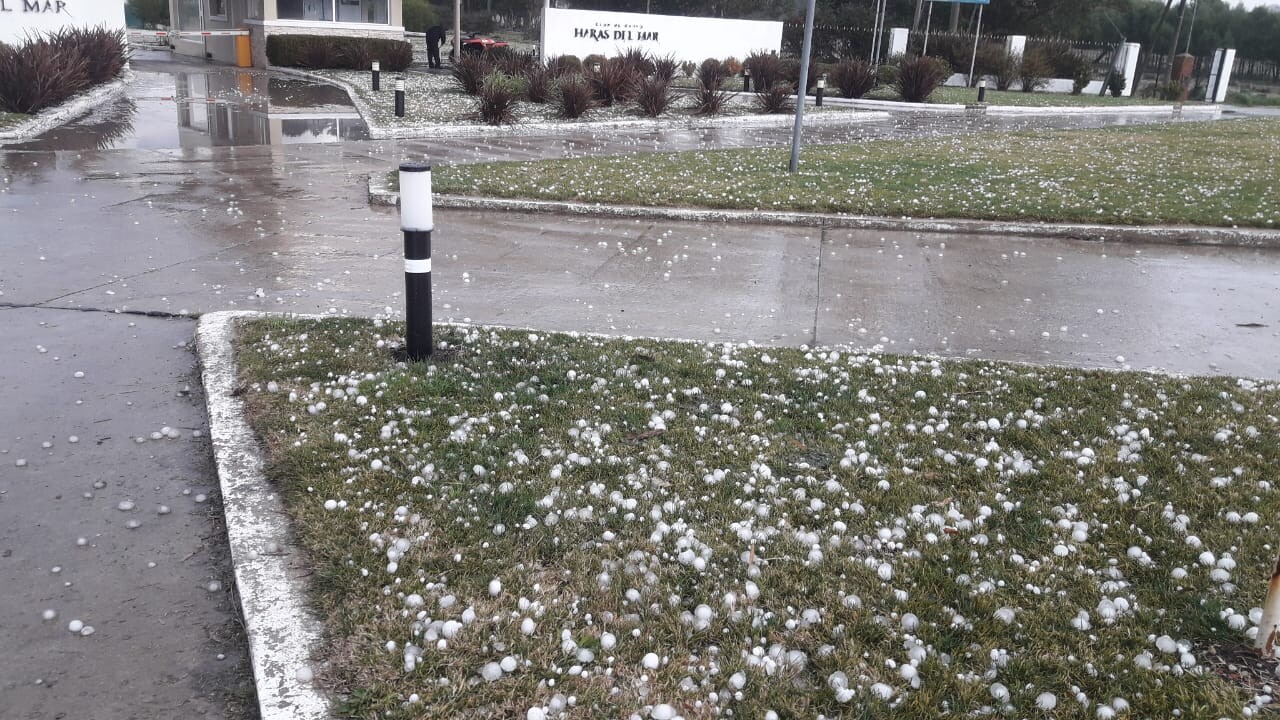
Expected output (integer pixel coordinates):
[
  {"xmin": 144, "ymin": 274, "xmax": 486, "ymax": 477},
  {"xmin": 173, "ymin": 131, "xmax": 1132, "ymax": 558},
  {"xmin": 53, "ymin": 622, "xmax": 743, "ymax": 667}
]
[
  {"xmin": 1227, "ymin": 90, "xmax": 1280, "ymax": 108},
  {"xmin": 428, "ymin": 118, "xmax": 1280, "ymax": 228},
  {"xmin": 925, "ymin": 86, "xmax": 1179, "ymax": 107},
  {"xmin": 0, "ymin": 112, "xmax": 26, "ymax": 130},
  {"xmin": 236, "ymin": 316, "xmax": 1280, "ymax": 720}
]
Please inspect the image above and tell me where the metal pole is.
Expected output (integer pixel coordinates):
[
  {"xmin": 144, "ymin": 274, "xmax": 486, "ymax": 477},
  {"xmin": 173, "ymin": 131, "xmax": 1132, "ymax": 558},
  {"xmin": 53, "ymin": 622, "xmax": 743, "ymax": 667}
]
[
  {"xmin": 923, "ymin": 2, "xmax": 933, "ymax": 56},
  {"xmin": 1184, "ymin": 0, "xmax": 1199, "ymax": 54},
  {"xmin": 453, "ymin": 0, "xmax": 462, "ymax": 65},
  {"xmin": 967, "ymin": 4, "xmax": 983, "ymax": 88},
  {"xmin": 372, "ymin": 61, "xmax": 380, "ymax": 91},
  {"xmin": 789, "ymin": 0, "xmax": 817, "ymax": 174},
  {"xmin": 399, "ymin": 162, "xmax": 434, "ymax": 361},
  {"xmin": 540, "ymin": 0, "xmax": 550, "ymax": 65}
]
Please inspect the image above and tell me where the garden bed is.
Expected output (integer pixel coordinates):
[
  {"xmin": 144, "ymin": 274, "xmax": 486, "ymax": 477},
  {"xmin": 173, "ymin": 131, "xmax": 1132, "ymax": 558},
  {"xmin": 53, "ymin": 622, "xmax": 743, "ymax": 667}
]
[
  {"xmin": 425, "ymin": 118, "xmax": 1280, "ymax": 228},
  {"xmin": 235, "ymin": 316, "xmax": 1280, "ymax": 720},
  {"xmin": 308, "ymin": 69, "xmax": 865, "ymax": 137}
]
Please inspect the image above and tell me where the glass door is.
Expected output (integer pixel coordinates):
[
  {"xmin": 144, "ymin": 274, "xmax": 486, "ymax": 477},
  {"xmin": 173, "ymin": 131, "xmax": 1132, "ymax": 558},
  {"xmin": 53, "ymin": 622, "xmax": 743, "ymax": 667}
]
[{"xmin": 172, "ymin": 0, "xmax": 206, "ymax": 58}]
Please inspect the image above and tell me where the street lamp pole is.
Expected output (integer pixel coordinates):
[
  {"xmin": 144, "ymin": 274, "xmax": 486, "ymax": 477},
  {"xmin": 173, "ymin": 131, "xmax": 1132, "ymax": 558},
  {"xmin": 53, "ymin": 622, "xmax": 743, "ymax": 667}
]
[{"xmin": 788, "ymin": 0, "xmax": 817, "ymax": 173}]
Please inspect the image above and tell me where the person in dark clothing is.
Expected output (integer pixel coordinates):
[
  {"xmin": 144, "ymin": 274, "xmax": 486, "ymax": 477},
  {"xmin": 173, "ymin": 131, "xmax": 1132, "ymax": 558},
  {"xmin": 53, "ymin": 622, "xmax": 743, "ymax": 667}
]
[{"xmin": 425, "ymin": 25, "xmax": 446, "ymax": 69}]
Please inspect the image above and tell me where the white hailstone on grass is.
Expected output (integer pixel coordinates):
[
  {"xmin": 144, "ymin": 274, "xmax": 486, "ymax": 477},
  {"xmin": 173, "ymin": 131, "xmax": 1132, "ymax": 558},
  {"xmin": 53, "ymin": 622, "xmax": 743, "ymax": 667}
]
[
  {"xmin": 1180, "ymin": 652, "xmax": 1196, "ymax": 668},
  {"xmin": 870, "ymin": 682, "xmax": 894, "ymax": 700},
  {"xmin": 877, "ymin": 562, "xmax": 894, "ymax": 581},
  {"xmin": 901, "ymin": 613, "xmax": 919, "ymax": 631},
  {"xmin": 1036, "ymin": 692, "xmax": 1058, "ymax": 710},
  {"xmin": 1054, "ymin": 544, "xmax": 1070, "ymax": 557},
  {"xmin": 729, "ymin": 672, "xmax": 746, "ymax": 690},
  {"xmin": 651, "ymin": 704, "xmax": 676, "ymax": 720},
  {"xmin": 527, "ymin": 708, "xmax": 545, "ymax": 720},
  {"xmin": 1097, "ymin": 706, "xmax": 1116, "ymax": 719},
  {"xmin": 405, "ymin": 594, "xmax": 424, "ymax": 609},
  {"xmin": 480, "ymin": 662, "xmax": 503, "ymax": 682},
  {"xmin": 1156, "ymin": 635, "xmax": 1178, "ymax": 654},
  {"xmin": 642, "ymin": 652, "xmax": 661, "ymax": 670},
  {"xmin": 323, "ymin": 499, "xmax": 338, "ymax": 511},
  {"xmin": 994, "ymin": 607, "xmax": 1016, "ymax": 625},
  {"xmin": 488, "ymin": 578, "xmax": 502, "ymax": 596},
  {"xmin": 601, "ymin": 632, "xmax": 617, "ymax": 651},
  {"xmin": 296, "ymin": 666, "xmax": 314, "ymax": 683},
  {"xmin": 521, "ymin": 617, "xmax": 537, "ymax": 635},
  {"xmin": 990, "ymin": 683, "xmax": 1010, "ymax": 702},
  {"xmin": 1199, "ymin": 551, "xmax": 1216, "ymax": 566},
  {"xmin": 1171, "ymin": 567, "xmax": 1188, "ymax": 580},
  {"xmin": 501, "ymin": 656, "xmax": 518, "ymax": 673}
]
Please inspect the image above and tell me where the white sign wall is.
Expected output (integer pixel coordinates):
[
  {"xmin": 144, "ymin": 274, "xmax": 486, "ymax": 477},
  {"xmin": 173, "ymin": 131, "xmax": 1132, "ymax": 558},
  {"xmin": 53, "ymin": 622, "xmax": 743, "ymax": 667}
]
[
  {"xmin": 542, "ymin": 8, "xmax": 782, "ymax": 64},
  {"xmin": 0, "ymin": 0, "xmax": 125, "ymax": 45}
]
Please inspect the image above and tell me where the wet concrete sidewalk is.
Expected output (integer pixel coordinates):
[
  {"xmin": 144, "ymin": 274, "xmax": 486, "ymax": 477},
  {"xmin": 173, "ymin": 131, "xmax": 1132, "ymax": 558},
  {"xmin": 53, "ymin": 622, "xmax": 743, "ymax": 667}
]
[{"xmin": 1, "ymin": 57, "xmax": 1278, "ymax": 720}]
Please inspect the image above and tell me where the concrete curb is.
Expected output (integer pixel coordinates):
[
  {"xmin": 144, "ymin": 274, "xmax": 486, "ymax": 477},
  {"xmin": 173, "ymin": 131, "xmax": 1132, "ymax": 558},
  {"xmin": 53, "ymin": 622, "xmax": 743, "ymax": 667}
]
[
  {"xmin": 366, "ymin": 184, "xmax": 1280, "ymax": 248},
  {"xmin": 197, "ymin": 311, "xmax": 332, "ymax": 720},
  {"xmin": 0, "ymin": 70, "xmax": 135, "ymax": 142}
]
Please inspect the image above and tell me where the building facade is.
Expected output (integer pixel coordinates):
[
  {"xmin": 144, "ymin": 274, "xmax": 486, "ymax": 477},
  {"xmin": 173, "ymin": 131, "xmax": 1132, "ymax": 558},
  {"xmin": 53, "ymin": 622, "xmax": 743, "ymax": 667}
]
[{"xmin": 169, "ymin": 0, "xmax": 404, "ymax": 67}]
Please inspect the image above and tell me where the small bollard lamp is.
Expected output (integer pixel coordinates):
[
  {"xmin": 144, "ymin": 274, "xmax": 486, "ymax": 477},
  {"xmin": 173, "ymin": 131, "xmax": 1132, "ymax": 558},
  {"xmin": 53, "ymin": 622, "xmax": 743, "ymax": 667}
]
[
  {"xmin": 399, "ymin": 162, "xmax": 434, "ymax": 361},
  {"xmin": 743, "ymin": 68, "xmax": 751, "ymax": 92},
  {"xmin": 977, "ymin": 78, "xmax": 987, "ymax": 104},
  {"xmin": 394, "ymin": 77, "xmax": 406, "ymax": 117},
  {"xmin": 816, "ymin": 73, "xmax": 827, "ymax": 107},
  {"xmin": 372, "ymin": 60, "xmax": 380, "ymax": 91}
]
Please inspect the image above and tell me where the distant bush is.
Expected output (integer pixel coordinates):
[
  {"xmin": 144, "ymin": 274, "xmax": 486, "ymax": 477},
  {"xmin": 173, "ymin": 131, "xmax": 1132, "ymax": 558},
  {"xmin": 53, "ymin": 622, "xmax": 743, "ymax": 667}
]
[
  {"xmin": 0, "ymin": 28, "xmax": 126, "ymax": 115},
  {"xmin": 401, "ymin": 0, "xmax": 438, "ymax": 34},
  {"xmin": 698, "ymin": 58, "xmax": 729, "ymax": 90},
  {"xmin": 991, "ymin": 52, "xmax": 1018, "ymax": 91},
  {"xmin": 635, "ymin": 77, "xmax": 674, "ymax": 117},
  {"xmin": 267, "ymin": 35, "xmax": 412, "ymax": 71},
  {"xmin": 1018, "ymin": 49, "xmax": 1052, "ymax": 93},
  {"xmin": 553, "ymin": 74, "xmax": 595, "ymax": 119},
  {"xmin": 831, "ymin": 59, "xmax": 875, "ymax": 99},
  {"xmin": 722, "ymin": 56, "xmax": 743, "ymax": 76},
  {"xmin": 545, "ymin": 55, "xmax": 582, "ymax": 78},
  {"xmin": 754, "ymin": 82, "xmax": 794, "ymax": 114},
  {"xmin": 583, "ymin": 54, "xmax": 605, "ymax": 70},
  {"xmin": 680, "ymin": 60, "xmax": 697, "ymax": 78},
  {"xmin": 877, "ymin": 60, "xmax": 901, "ymax": 88},
  {"xmin": 476, "ymin": 72, "xmax": 522, "ymax": 125},
  {"xmin": 450, "ymin": 53, "xmax": 489, "ymax": 95},
  {"xmin": 1106, "ymin": 68, "xmax": 1127, "ymax": 97},
  {"xmin": 894, "ymin": 56, "xmax": 948, "ymax": 103},
  {"xmin": 492, "ymin": 48, "xmax": 536, "ymax": 77},
  {"xmin": 1029, "ymin": 39, "xmax": 1079, "ymax": 78},
  {"xmin": 1069, "ymin": 56, "xmax": 1093, "ymax": 95}
]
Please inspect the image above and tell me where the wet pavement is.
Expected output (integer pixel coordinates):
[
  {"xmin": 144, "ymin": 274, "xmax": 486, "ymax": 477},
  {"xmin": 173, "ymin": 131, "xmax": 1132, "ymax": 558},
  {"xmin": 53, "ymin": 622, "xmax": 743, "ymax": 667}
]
[{"xmin": 2, "ymin": 52, "xmax": 1278, "ymax": 720}]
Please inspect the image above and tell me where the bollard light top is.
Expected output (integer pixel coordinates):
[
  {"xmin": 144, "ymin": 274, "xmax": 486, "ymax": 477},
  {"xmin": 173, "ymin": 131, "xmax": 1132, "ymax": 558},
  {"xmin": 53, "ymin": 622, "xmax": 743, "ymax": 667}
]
[
  {"xmin": 372, "ymin": 60, "xmax": 380, "ymax": 71},
  {"xmin": 400, "ymin": 161, "xmax": 432, "ymax": 173}
]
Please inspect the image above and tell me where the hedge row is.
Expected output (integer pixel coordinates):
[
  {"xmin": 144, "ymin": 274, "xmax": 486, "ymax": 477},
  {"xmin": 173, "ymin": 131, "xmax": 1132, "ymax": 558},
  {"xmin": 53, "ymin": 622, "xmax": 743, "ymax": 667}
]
[
  {"xmin": 266, "ymin": 34, "xmax": 412, "ymax": 72},
  {"xmin": 0, "ymin": 28, "xmax": 129, "ymax": 115}
]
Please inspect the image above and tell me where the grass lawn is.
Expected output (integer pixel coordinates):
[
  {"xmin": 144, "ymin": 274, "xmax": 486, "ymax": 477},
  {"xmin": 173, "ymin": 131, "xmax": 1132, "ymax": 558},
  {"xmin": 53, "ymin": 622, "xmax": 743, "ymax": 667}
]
[
  {"xmin": 429, "ymin": 118, "xmax": 1280, "ymax": 228},
  {"xmin": 0, "ymin": 112, "xmax": 26, "ymax": 130},
  {"xmin": 925, "ymin": 87, "xmax": 1180, "ymax": 107},
  {"xmin": 236, "ymin": 316, "xmax": 1280, "ymax": 719}
]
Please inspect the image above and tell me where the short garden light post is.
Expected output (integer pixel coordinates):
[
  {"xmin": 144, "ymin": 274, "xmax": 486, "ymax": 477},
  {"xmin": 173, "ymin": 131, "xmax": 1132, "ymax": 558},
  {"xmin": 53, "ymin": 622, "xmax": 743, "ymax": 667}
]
[
  {"xmin": 743, "ymin": 68, "xmax": 751, "ymax": 92},
  {"xmin": 816, "ymin": 74, "xmax": 827, "ymax": 107},
  {"xmin": 977, "ymin": 78, "xmax": 987, "ymax": 103},
  {"xmin": 398, "ymin": 162, "xmax": 434, "ymax": 361},
  {"xmin": 372, "ymin": 61, "xmax": 381, "ymax": 91},
  {"xmin": 394, "ymin": 77, "xmax": 405, "ymax": 117}
]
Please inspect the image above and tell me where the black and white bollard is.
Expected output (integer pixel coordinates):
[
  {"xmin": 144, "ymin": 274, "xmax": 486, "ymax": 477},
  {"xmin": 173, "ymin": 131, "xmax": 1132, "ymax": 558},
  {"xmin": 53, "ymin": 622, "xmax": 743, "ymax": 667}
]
[
  {"xmin": 977, "ymin": 79, "xmax": 987, "ymax": 104},
  {"xmin": 816, "ymin": 74, "xmax": 827, "ymax": 107},
  {"xmin": 394, "ymin": 77, "xmax": 406, "ymax": 117},
  {"xmin": 372, "ymin": 60, "xmax": 381, "ymax": 91},
  {"xmin": 399, "ymin": 162, "xmax": 433, "ymax": 361},
  {"xmin": 743, "ymin": 69, "xmax": 751, "ymax": 92}
]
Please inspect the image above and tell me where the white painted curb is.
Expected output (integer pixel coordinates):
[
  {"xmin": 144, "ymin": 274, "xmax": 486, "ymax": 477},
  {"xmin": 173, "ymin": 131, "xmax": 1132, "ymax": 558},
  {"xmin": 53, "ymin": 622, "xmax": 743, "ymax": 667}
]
[
  {"xmin": 197, "ymin": 310, "xmax": 332, "ymax": 720},
  {"xmin": 0, "ymin": 70, "xmax": 135, "ymax": 142}
]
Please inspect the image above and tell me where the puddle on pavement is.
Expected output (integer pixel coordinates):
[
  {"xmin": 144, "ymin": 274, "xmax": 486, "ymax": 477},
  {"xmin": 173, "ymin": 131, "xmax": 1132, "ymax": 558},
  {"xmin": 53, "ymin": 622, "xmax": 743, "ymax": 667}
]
[{"xmin": 7, "ymin": 51, "xmax": 368, "ymax": 151}]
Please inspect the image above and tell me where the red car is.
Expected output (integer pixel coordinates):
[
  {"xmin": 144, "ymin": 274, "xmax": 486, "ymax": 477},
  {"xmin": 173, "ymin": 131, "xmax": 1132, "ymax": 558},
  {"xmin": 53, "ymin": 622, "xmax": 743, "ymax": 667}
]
[{"xmin": 460, "ymin": 34, "xmax": 510, "ymax": 55}]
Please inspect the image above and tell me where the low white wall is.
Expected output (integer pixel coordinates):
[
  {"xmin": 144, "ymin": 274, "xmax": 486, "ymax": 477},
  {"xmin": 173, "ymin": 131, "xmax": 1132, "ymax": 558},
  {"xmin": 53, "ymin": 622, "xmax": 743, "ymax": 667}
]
[
  {"xmin": 0, "ymin": 0, "xmax": 125, "ymax": 44},
  {"xmin": 542, "ymin": 7, "xmax": 781, "ymax": 64}
]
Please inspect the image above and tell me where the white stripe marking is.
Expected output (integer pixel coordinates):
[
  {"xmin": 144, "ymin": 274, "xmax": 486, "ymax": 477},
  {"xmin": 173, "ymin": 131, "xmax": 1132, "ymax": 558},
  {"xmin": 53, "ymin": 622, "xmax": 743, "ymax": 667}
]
[{"xmin": 404, "ymin": 258, "xmax": 432, "ymax": 274}]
